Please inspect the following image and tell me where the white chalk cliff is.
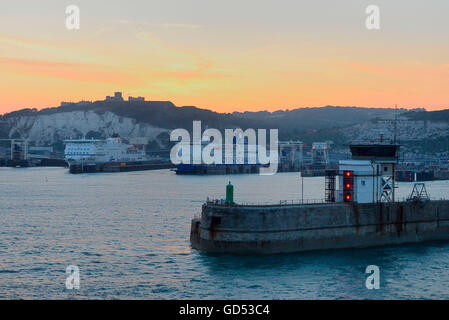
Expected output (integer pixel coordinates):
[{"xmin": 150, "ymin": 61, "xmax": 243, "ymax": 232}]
[{"xmin": 4, "ymin": 110, "xmax": 167, "ymax": 144}]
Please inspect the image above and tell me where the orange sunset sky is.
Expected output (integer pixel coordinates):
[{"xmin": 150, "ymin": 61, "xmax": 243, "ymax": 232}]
[{"xmin": 1, "ymin": 0, "xmax": 449, "ymax": 114}]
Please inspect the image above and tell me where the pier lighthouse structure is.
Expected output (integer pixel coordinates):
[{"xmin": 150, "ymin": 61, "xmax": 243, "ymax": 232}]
[{"xmin": 335, "ymin": 143, "xmax": 400, "ymax": 203}]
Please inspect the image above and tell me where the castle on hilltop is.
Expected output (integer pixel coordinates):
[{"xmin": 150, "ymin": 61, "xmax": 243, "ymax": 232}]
[{"xmin": 61, "ymin": 92, "xmax": 146, "ymax": 106}]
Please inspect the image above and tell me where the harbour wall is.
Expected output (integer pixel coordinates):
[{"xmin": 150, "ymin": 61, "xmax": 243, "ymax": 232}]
[{"xmin": 191, "ymin": 200, "xmax": 449, "ymax": 254}]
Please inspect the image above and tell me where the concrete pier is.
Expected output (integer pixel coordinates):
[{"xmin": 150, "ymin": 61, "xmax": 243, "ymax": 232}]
[{"xmin": 191, "ymin": 200, "xmax": 449, "ymax": 254}]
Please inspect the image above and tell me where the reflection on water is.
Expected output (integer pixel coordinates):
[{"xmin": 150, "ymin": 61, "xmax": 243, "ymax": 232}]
[{"xmin": 1, "ymin": 167, "xmax": 449, "ymax": 299}]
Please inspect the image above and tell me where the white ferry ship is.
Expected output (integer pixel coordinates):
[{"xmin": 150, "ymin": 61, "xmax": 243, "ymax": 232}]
[
  {"xmin": 64, "ymin": 136, "xmax": 147, "ymax": 164},
  {"xmin": 64, "ymin": 136, "xmax": 169, "ymax": 173}
]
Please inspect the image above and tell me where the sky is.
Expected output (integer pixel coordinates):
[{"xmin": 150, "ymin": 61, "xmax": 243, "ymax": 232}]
[{"xmin": 1, "ymin": 0, "xmax": 449, "ymax": 114}]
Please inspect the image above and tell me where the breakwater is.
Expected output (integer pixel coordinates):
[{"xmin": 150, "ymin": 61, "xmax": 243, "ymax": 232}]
[{"xmin": 191, "ymin": 200, "xmax": 449, "ymax": 254}]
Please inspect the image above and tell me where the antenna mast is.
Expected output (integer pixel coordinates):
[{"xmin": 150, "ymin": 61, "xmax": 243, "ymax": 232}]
[{"xmin": 394, "ymin": 104, "xmax": 398, "ymax": 144}]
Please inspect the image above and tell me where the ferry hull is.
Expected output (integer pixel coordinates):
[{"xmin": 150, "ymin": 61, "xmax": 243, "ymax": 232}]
[
  {"xmin": 191, "ymin": 200, "xmax": 449, "ymax": 254},
  {"xmin": 176, "ymin": 164, "xmax": 262, "ymax": 175},
  {"xmin": 68, "ymin": 161, "xmax": 173, "ymax": 174}
]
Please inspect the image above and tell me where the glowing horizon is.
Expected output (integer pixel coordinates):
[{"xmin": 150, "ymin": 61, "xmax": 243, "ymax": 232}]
[{"xmin": 1, "ymin": 0, "xmax": 449, "ymax": 114}]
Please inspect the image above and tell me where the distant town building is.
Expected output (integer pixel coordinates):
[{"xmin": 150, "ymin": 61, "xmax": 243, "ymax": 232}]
[
  {"xmin": 60, "ymin": 101, "xmax": 92, "ymax": 107},
  {"xmin": 128, "ymin": 96, "xmax": 145, "ymax": 102},
  {"xmin": 62, "ymin": 92, "xmax": 140, "ymax": 106},
  {"xmin": 105, "ymin": 92, "xmax": 124, "ymax": 102},
  {"xmin": 0, "ymin": 146, "xmax": 7, "ymax": 157},
  {"xmin": 279, "ymin": 141, "xmax": 304, "ymax": 166},
  {"xmin": 28, "ymin": 146, "xmax": 53, "ymax": 156},
  {"xmin": 312, "ymin": 142, "xmax": 330, "ymax": 165},
  {"xmin": 77, "ymin": 101, "xmax": 92, "ymax": 106},
  {"xmin": 114, "ymin": 92, "xmax": 123, "ymax": 100}
]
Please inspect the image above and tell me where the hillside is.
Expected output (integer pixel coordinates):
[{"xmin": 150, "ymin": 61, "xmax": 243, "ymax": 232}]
[
  {"xmin": 0, "ymin": 99, "xmax": 444, "ymax": 156},
  {"xmin": 1, "ymin": 101, "xmax": 403, "ymax": 130},
  {"xmin": 0, "ymin": 99, "xmax": 403, "ymax": 141},
  {"xmin": 404, "ymin": 109, "xmax": 449, "ymax": 122}
]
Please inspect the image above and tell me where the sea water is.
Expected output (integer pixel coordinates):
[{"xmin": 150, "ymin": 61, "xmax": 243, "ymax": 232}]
[{"xmin": 1, "ymin": 167, "xmax": 449, "ymax": 299}]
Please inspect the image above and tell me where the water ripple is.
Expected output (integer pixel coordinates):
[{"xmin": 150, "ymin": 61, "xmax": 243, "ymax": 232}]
[{"xmin": 1, "ymin": 167, "xmax": 449, "ymax": 299}]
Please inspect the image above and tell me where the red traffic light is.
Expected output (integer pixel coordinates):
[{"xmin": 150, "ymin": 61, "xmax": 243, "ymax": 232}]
[{"xmin": 343, "ymin": 170, "xmax": 354, "ymax": 202}]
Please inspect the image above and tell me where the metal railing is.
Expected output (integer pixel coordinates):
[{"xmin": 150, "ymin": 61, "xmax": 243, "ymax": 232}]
[
  {"xmin": 397, "ymin": 196, "xmax": 447, "ymax": 202},
  {"xmin": 206, "ymin": 198, "xmax": 329, "ymax": 207},
  {"xmin": 205, "ymin": 197, "xmax": 449, "ymax": 207}
]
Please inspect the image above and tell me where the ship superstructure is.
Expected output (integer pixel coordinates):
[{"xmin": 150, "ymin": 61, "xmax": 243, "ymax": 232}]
[
  {"xmin": 64, "ymin": 137, "xmax": 147, "ymax": 164},
  {"xmin": 63, "ymin": 136, "xmax": 172, "ymax": 173},
  {"xmin": 175, "ymin": 137, "xmax": 270, "ymax": 175}
]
